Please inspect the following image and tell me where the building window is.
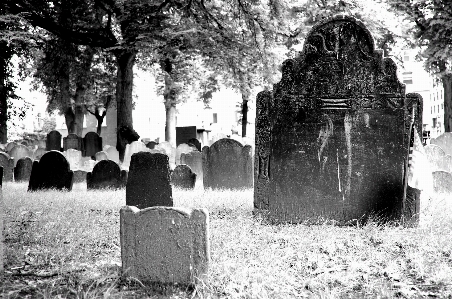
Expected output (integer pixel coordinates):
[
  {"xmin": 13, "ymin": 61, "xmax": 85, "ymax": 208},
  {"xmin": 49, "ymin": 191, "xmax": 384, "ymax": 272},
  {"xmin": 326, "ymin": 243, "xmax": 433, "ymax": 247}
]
[
  {"xmin": 402, "ymin": 71, "xmax": 413, "ymax": 84},
  {"xmin": 403, "ymin": 54, "xmax": 410, "ymax": 61}
]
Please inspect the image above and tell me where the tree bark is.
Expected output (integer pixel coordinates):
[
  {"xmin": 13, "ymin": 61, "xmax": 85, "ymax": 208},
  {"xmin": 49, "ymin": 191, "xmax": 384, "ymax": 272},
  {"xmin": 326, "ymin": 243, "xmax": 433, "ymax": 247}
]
[
  {"xmin": 0, "ymin": 51, "xmax": 8, "ymax": 143},
  {"xmin": 241, "ymin": 94, "xmax": 249, "ymax": 138},
  {"xmin": 115, "ymin": 50, "xmax": 137, "ymax": 161},
  {"xmin": 443, "ymin": 75, "xmax": 452, "ymax": 132}
]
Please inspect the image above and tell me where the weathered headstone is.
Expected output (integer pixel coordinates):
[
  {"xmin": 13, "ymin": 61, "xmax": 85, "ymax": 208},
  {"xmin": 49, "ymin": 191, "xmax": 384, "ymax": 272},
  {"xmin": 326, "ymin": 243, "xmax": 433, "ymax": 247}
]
[
  {"xmin": 63, "ymin": 149, "xmax": 83, "ymax": 170},
  {"xmin": 187, "ymin": 138, "xmax": 201, "ymax": 152},
  {"xmin": 126, "ymin": 152, "xmax": 173, "ymax": 209},
  {"xmin": 106, "ymin": 146, "xmax": 120, "ymax": 164},
  {"xmin": 5, "ymin": 142, "xmax": 17, "ymax": 153},
  {"xmin": 432, "ymin": 171, "xmax": 452, "ymax": 194},
  {"xmin": 171, "ymin": 165, "xmax": 196, "ymax": 189},
  {"xmin": 9, "ymin": 144, "xmax": 33, "ymax": 167},
  {"xmin": 176, "ymin": 126, "xmax": 197, "ymax": 147},
  {"xmin": 431, "ymin": 133, "xmax": 452, "ymax": 157},
  {"xmin": 87, "ymin": 160, "xmax": 123, "ymax": 190},
  {"xmin": 46, "ymin": 130, "xmax": 62, "ymax": 151},
  {"xmin": 83, "ymin": 132, "xmax": 102, "ymax": 157},
  {"xmin": 424, "ymin": 144, "xmax": 449, "ymax": 172},
  {"xmin": 33, "ymin": 148, "xmax": 47, "ymax": 160},
  {"xmin": 28, "ymin": 151, "xmax": 73, "ymax": 191},
  {"xmin": 95, "ymin": 151, "xmax": 109, "ymax": 161},
  {"xmin": 203, "ymin": 138, "xmax": 253, "ymax": 190},
  {"xmin": 254, "ymin": 15, "xmax": 422, "ymax": 224},
  {"xmin": 180, "ymin": 151, "xmax": 203, "ymax": 184},
  {"xmin": 14, "ymin": 157, "xmax": 33, "ymax": 182},
  {"xmin": 0, "ymin": 152, "xmax": 14, "ymax": 182},
  {"xmin": 155, "ymin": 141, "xmax": 176, "ymax": 169},
  {"xmin": 63, "ymin": 133, "xmax": 83, "ymax": 151},
  {"xmin": 122, "ymin": 141, "xmax": 149, "ymax": 170},
  {"xmin": 176, "ymin": 143, "xmax": 196, "ymax": 165},
  {"xmin": 120, "ymin": 206, "xmax": 209, "ymax": 285},
  {"xmin": 73, "ymin": 170, "xmax": 88, "ymax": 184}
]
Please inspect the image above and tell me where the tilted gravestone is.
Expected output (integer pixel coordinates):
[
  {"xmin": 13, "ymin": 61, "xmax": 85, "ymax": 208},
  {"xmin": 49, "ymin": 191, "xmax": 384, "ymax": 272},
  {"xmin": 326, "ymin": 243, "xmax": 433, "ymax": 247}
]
[
  {"xmin": 14, "ymin": 157, "xmax": 33, "ymax": 182},
  {"xmin": 95, "ymin": 151, "xmax": 108, "ymax": 161},
  {"xmin": 46, "ymin": 130, "xmax": 62, "ymax": 151},
  {"xmin": 83, "ymin": 132, "xmax": 102, "ymax": 157},
  {"xmin": 73, "ymin": 170, "xmax": 88, "ymax": 184},
  {"xmin": 171, "ymin": 165, "xmax": 196, "ymax": 189},
  {"xmin": 63, "ymin": 133, "xmax": 83, "ymax": 151},
  {"xmin": 254, "ymin": 15, "xmax": 422, "ymax": 224},
  {"xmin": 28, "ymin": 151, "xmax": 73, "ymax": 191},
  {"xmin": 180, "ymin": 151, "xmax": 203, "ymax": 184},
  {"xmin": 431, "ymin": 133, "xmax": 452, "ymax": 157},
  {"xmin": 120, "ymin": 206, "xmax": 209, "ymax": 285},
  {"xmin": 126, "ymin": 152, "xmax": 173, "ymax": 209},
  {"xmin": 203, "ymin": 138, "xmax": 253, "ymax": 190},
  {"xmin": 188, "ymin": 138, "xmax": 201, "ymax": 152},
  {"xmin": 87, "ymin": 160, "xmax": 124, "ymax": 190},
  {"xmin": 9, "ymin": 144, "xmax": 33, "ymax": 167},
  {"xmin": 0, "ymin": 152, "xmax": 14, "ymax": 182},
  {"xmin": 176, "ymin": 143, "xmax": 196, "ymax": 165}
]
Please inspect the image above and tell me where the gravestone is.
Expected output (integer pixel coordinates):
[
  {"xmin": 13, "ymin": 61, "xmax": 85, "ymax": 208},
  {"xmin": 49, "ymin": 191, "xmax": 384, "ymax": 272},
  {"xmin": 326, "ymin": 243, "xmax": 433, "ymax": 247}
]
[
  {"xmin": 155, "ymin": 141, "xmax": 176, "ymax": 169},
  {"xmin": 146, "ymin": 141, "xmax": 158, "ymax": 149},
  {"xmin": 95, "ymin": 151, "xmax": 108, "ymax": 161},
  {"xmin": 432, "ymin": 171, "xmax": 452, "ymax": 194},
  {"xmin": 171, "ymin": 165, "xmax": 196, "ymax": 189},
  {"xmin": 46, "ymin": 130, "xmax": 62, "ymax": 151},
  {"xmin": 87, "ymin": 160, "xmax": 123, "ymax": 190},
  {"xmin": 73, "ymin": 170, "xmax": 88, "ymax": 184},
  {"xmin": 103, "ymin": 145, "xmax": 112, "ymax": 151},
  {"xmin": 254, "ymin": 15, "xmax": 423, "ymax": 224},
  {"xmin": 37, "ymin": 139, "xmax": 46, "ymax": 149},
  {"xmin": 203, "ymin": 138, "xmax": 253, "ymax": 190},
  {"xmin": 122, "ymin": 141, "xmax": 149, "ymax": 170},
  {"xmin": 431, "ymin": 133, "xmax": 452, "ymax": 157},
  {"xmin": 424, "ymin": 144, "xmax": 449, "ymax": 172},
  {"xmin": 120, "ymin": 206, "xmax": 209, "ymax": 285},
  {"xmin": 28, "ymin": 151, "xmax": 73, "ymax": 191},
  {"xmin": 188, "ymin": 138, "xmax": 201, "ymax": 152},
  {"xmin": 176, "ymin": 143, "xmax": 196, "ymax": 165},
  {"xmin": 176, "ymin": 126, "xmax": 197, "ymax": 147},
  {"xmin": 126, "ymin": 152, "xmax": 173, "ymax": 209},
  {"xmin": 180, "ymin": 151, "xmax": 203, "ymax": 184},
  {"xmin": 63, "ymin": 133, "xmax": 83, "ymax": 151},
  {"xmin": 33, "ymin": 148, "xmax": 47, "ymax": 160},
  {"xmin": 5, "ymin": 142, "xmax": 17, "ymax": 153},
  {"xmin": 105, "ymin": 146, "xmax": 120, "ymax": 164},
  {"xmin": 0, "ymin": 152, "xmax": 14, "ymax": 182},
  {"xmin": 14, "ymin": 157, "xmax": 33, "ymax": 182},
  {"xmin": 9, "ymin": 144, "xmax": 33, "ymax": 167},
  {"xmin": 83, "ymin": 132, "xmax": 102, "ymax": 157},
  {"xmin": 63, "ymin": 149, "xmax": 83, "ymax": 170}
]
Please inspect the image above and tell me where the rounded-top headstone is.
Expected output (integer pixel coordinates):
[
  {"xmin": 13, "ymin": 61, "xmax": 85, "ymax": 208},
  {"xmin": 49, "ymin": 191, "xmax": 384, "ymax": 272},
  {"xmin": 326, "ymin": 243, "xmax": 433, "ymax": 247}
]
[
  {"xmin": 14, "ymin": 157, "xmax": 33, "ymax": 182},
  {"xmin": 87, "ymin": 159, "xmax": 123, "ymax": 190},
  {"xmin": 28, "ymin": 150, "xmax": 73, "ymax": 191},
  {"xmin": 95, "ymin": 151, "xmax": 109, "ymax": 161},
  {"xmin": 171, "ymin": 165, "xmax": 196, "ymax": 189},
  {"xmin": 187, "ymin": 138, "xmax": 201, "ymax": 151}
]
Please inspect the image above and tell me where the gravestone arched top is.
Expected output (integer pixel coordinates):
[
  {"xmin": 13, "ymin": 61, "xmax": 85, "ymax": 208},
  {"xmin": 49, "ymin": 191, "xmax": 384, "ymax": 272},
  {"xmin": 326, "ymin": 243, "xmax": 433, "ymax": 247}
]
[
  {"xmin": 210, "ymin": 138, "xmax": 244, "ymax": 150},
  {"xmin": 39, "ymin": 150, "xmax": 71, "ymax": 172}
]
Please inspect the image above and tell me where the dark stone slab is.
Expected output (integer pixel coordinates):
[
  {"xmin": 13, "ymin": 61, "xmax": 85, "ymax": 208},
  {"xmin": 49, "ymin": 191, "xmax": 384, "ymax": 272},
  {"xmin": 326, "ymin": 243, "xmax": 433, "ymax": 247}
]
[
  {"xmin": 87, "ymin": 160, "xmax": 123, "ymax": 190},
  {"xmin": 126, "ymin": 152, "xmax": 172, "ymax": 209},
  {"xmin": 180, "ymin": 151, "xmax": 203, "ymax": 182},
  {"xmin": 254, "ymin": 15, "xmax": 423, "ymax": 224},
  {"xmin": 146, "ymin": 141, "xmax": 158, "ymax": 149},
  {"xmin": 176, "ymin": 126, "xmax": 197, "ymax": 147},
  {"xmin": 63, "ymin": 133, "xmax": 83, "ymax": 151},
  {"xmin": 28, "ymin": 151, "xmax": 73, "ymax": 191},
  {"xmin": 46, "ymin": 130, "xmax": 62, "ymax": 151},
  {"xmin": 14, "ymin": 157, "xmax": 33, "ymax": 182},
  {"xmin": 73, "ymin": 170, "xmax": 88, "ymax": 184},
  {"xmin": 188, "ymin": 138, "xmax": 201, "ymax": 152},
  {"xmin": 202, "ymin": 138, "xmax": 253, "ymax": 190},
  {"xmin": 83, "ymin": 132, "xmax": 102, "ymax": 157},
  {"xmin": 171, "ymin": 165, "xmax": 196, "ymax": 189},
  {"xmin": 0, "ymin": 152, "xmax": 14, "ymax": 182}
]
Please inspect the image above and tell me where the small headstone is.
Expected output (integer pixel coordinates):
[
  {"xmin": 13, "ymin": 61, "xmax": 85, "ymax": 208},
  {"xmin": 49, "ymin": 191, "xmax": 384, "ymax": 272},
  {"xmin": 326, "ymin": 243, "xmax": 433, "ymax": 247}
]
[
  {"xmin": 63, "ymin": 149, "xmax": 83, "ymax": 170},
  {"xmin": 187, "ymin": 138, "xmax": 201, "ymax": 152},
  {"xmin": 180, "ymin": 151, "xmax": 203, "ymax": 184},
  {"xmin": 424, "ymin": 144, "xmax": 448, "ymax": 172},
  {"xmin": 95, "ymin": 151, "xmax": 108, "ymax": 161},
  {"xmin": 73, "ymin": 170, "xmax": 88, "ymax": 184},
  {"xmin": 432, "ymin": 171, "xmax": 452, "ymax": 193},
  {"xmin": 171, "ymin": 165, "xmax": 196, "ymax": 189},
  {"xmin": 0, "ymin": 152, "xmax": 14, "ymax": 182},
  {"xmin": 176, "ymin": 143, "xmax": 196, "ymax": 165},
  {"xmin": 146, "ymin": 141, "xmax": 158, "ymax": 149},
  {"xmin": 63, "ymin": 133, "xmax": 83, "ymax": 151},
  {"xmin": 126, "ymin": 152, "xmax": 173, "ymax": 209},
  {"xmin": 106, "ymin": 146, "xmax": 120, "ymax": 164},
  {"xmin": 9, "ymin": 144, "xmax": 33, "ymax": 167},
  {"xmin": 122, "ymin": 141, "xmax": 149, "ymax": 170},
  {"xmin": 120, "ymin": 206, "xmax": 209, "ymax": 285},
  {"xmin": 28, "ymin": 151, "xmax": 73, "ymax": 191},
  {"xmin": 14, "ymin": 157, "xmax": 33, "ymax": 182},
  {"xmin": 46, "ymin": 130, "xmax": 62, "ymax": 151},
  {"xmin": 203, "ymin": 138, "xmax": 253, "ymax": 190},
  {"xmin": 155, "ymin": 141, "xmax": 176, "ymax": 169},
  {"xmin": 87, "ymin": 160, "xmax": 123, "ymax": 190},
  {"xmin": 83, "ymin": 132, "xmax": 102, "ymax": 157}
]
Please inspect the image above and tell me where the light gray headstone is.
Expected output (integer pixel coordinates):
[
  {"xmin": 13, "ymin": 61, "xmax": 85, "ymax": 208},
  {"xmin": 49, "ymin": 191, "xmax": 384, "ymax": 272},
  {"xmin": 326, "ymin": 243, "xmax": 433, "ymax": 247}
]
[
  {"xmin": 175, "ymin": 143, "xmax": 196, "ymax": 165},
  {"xmin": 155, "ymin": 141, "xmax": 176, "ymax": 169},
  {"xmin": 424, "ymin": 144, "xmax": 448, "ymax": 172},
  {"xmin": 120, "ymin": 206, "xmax": 209, "ymax": 284},
  {"xmin": 105, "ymin": 146, "xmax": 120, "ymax": 164},
  {"xmin": 9, "ymin": 144, "xmax": 33, "ymax": 167},
  {"xmin": 122, "ymin": 141, "xmax": 149, "ymax": 170},
  {"xmin": 63, "ymin": 149, "xmax": 83, "ymax": 170},
  {"xmin": 95, "ymin": 151, "xmax": 108, "ymax": 161}
]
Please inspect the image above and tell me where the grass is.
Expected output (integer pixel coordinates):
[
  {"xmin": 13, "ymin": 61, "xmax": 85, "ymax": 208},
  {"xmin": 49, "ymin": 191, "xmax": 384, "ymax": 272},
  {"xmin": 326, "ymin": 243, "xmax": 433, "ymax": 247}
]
[{"xmin": 1, "ymin": 183, "xmax": 452, "ymax": 298}]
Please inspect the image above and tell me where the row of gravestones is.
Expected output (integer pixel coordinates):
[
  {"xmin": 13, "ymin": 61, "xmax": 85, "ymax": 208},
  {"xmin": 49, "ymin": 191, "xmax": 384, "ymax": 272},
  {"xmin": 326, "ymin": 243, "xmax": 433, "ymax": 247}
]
[
  {"xmin": 424, "ymin": 133, "xmax": 452, "ymax": 194},
  {"xmin": 46, "ymin": 131, "xmax": 102, "ymax": 157}
]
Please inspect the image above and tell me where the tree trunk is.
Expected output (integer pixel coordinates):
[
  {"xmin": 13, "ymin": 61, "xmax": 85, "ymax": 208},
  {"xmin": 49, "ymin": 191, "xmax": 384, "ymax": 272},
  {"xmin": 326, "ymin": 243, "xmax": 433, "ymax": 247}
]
[
  {"xmin": 241, "ymin": 94, "xmax": 249, "ymax": 138},
  {"xmin": 0, "ymin": 52, "xmax": 8, "ymax": 143},
  {"xmin": 443, "ymin": 75, "xmax": 452, "ymax": 132},
  {"xmin": 165, "ymin": 104, "xmax": 176, "ymax": 146},
  {"xmin": 161, "ymin": 58, "xmax": 178, "ymax": 147},
  {"xmin": 115, "ymin": 50, "xmax": 137, "ymax": 161}
]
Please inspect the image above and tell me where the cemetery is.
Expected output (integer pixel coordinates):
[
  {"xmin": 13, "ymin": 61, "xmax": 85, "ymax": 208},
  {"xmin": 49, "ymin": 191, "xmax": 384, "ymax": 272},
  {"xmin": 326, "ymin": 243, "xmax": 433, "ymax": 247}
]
[{"xmin": 2, "ymin": 4, "xmax": 452, "ymax": 299}]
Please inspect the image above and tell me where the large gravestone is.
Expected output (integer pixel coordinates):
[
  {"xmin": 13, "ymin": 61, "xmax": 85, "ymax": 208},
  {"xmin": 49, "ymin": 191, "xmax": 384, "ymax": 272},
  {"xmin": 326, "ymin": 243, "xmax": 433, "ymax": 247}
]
[
  {"xmin": 28, "ymin": 151, "xmax": 73, "ymax": 191},
  {"xmin": 63, "ymin": 133, "xmax": 83, "ymax": 151},
  {"xmin": 0, "ymin": 152, "xmax": 14, "ymax": 182},
  {"xmin": 176, "ymin": 126, "xmax": 197, "ymax": 147},
  {"xmin": 254, "ymin": 15, "xmax": 422, "ymax": 224},
  {"xmin": 126, "ymin": 152, "xmax": 173, "ymax": 209},
  {"xmin": 120, "ymin": 206, "xmax": 209, "ymax": 285},
  {"xmin": 46, "ymin": 130, "xmax": 62, "ymax": 151},
  {"xmin": 14, "ymin": 157, "xmax": 33, "ymax": 182},
  {"xmin": 203, "ymin": 139, "xmax": 253, "ymax": 190},
  {"xmin": 180, "ymin": 151, "xmax": 203, "ymax": 184},
  {"xmin": 171, "ymin": 165, "xmax": 196, "ymax": 189},
  {"xmin": 9, "ymin": 144, "xmax": 33, "ymax": 167},
  {"xmin": 83, "ymin": 132, "xmax": 102, "ymax": 157},
  {"xmin": 87, "ymin": 160, "xmax": 124, "ymax": 190}
]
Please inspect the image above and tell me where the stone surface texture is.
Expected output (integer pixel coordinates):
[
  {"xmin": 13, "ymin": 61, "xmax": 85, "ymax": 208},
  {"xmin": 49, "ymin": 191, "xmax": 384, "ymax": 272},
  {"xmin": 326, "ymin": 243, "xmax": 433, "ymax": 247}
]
[
  {"xmin": 95, "ymin": 151, "xmax": 109, "ymax": 161},
  {"xmin": 254, "ymin": 15, "xmax": 422, "ymax": 224},
  {"xmin": 105, "ymin": 147, "xmax": 120, "ymax": 164},
  {"xmin": 28, "ymin": 151, "xmax": 73, "ymax": 191},
  {"xmin": 122, "ymin": 141, "xmax": 149, "ymax": 170},
  {"xmin": 155, "ymin": 142, "xmax": 176, "ymax": 169},
  {"xmin": 63, "ymin": 149, "xmax": 83, "ymax": 170},
  {"xmin": 176, "ymin": 143, "xmax": 196, "ymax": 165},
  {"xmin": 432, "ymin": 171, "xmax": 452, "ymax": 193},
  {"xmin": 120, "ymin": 206, "xmax": 209, "ymax": 285},
  {"xmin": 126, "ymin": 152, "xmax": 173, "ymax": 209},
  {"xmin": 171, "ymin": 165, "xmax": 196, "ymax": 189},
  {"xmin": 424, "ymin": 144, "xmax": 450, "ymax": 172}
]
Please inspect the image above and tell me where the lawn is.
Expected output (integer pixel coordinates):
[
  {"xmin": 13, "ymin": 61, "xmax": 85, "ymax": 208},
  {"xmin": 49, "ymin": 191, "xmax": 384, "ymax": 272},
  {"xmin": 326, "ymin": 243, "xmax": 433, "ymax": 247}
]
[{"xmin": 1, "ymin": 182, "xmax": 452, "ymax": 298}]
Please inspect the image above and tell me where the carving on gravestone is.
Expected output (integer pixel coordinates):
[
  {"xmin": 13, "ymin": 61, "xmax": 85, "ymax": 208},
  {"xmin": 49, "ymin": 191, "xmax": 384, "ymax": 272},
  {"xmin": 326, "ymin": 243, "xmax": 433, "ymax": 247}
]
[
  {"xmin": 14, "ymin": 157, "xmax": 33, "ymax": 182},
  {"xmin": 254, "ymin": 15, "xmax": 422, "ymax": 224},
  {"xmin": 126, "ymin": 152, "xmax": 173, "ymax": 209},
  {"xmin": 202, "ymin": 138, "xmax": 253, "ymax": 190},
  {"xmin": 46, "ymin": 130, "xmax": 62, "ymax": 151},
  {"xmin": 28, "ymin": 151, "xmax": 73, "ymax": 191},
  {"xmin": 63, "ymin": 133, "xmax": 83, "ymax": 151},
  {"xmin": 83, "ymin": 132, "xmax": 102, "ymax": 157},
  {"xmin": 0, "ymin": 152, "xmax": 14, "ymax": 182},
  {"xmin": 87, "ymin": 160, "xmax": 123, "ymax": 190},
  {"xmin": 171, "ymin": 165, "xmax": 196, "ymax": 189}
]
